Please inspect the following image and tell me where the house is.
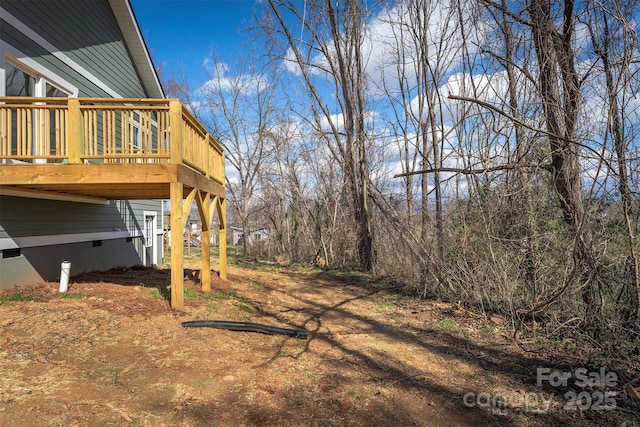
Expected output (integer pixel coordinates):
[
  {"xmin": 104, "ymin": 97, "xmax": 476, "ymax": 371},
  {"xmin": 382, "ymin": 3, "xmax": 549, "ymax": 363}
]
[
  {"xmin": 163, "ymin": 201, "xmax": 221, "ymax": 247},
  {"xmin": 230, "ymin": 226, "xmax": 269, "ymax": 246},
  {"xmin": 0, "ymin": 0, "xmax": 226, "ymax": 309}
]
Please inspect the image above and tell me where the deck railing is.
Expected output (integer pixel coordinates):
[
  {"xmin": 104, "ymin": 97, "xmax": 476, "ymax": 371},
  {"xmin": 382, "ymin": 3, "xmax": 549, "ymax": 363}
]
[{"xmin": 0, "ymin": 97, "xmax": 224, "ymax": 185}]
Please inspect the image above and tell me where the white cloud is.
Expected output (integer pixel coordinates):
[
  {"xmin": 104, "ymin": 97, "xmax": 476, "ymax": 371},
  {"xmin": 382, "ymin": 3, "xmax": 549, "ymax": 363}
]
[
  {"xmin": 365, "ymin": 0, "xmax": 470, "ymax": 97},
  {"xmin": 278, "ymin": 0, "xmax": 481, "ymax": 101},
  {"xmin": 197, "ymin": 60, "xmax": 270, "ymax": 96}
]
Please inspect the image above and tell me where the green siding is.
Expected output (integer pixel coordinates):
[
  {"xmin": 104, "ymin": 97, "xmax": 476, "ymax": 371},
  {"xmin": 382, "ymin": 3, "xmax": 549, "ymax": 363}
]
[
  {"xmin": 1, "ymin": 19, "xmax": 110, "ymax": 97},
  {"xmin": 0, "ymin": 239, "xmax": 143, "ymax": 289},
  {"xmin": 0, "ymin": 197, "xmax": 131, "ymax": 238},
  {"xmin": 2, "ymin": 0, "xmax": 146, "ymax": 97}
]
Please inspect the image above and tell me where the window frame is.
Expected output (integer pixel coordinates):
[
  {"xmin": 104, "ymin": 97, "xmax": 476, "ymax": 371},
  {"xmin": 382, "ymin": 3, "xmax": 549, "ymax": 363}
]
[{"xmin": 3, "ymin": 55, "xmax": 75, "ymax": 98}]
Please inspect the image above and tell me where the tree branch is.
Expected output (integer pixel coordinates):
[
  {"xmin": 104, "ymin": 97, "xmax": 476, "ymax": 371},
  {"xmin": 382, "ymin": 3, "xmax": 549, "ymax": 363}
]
[
  {"xmin": 448, "ymin": 94, "xmax": 615, "ymax": 172},
  {"xmin": 393, "ymin": 162, "xmax": 551, "ymax": 178}
]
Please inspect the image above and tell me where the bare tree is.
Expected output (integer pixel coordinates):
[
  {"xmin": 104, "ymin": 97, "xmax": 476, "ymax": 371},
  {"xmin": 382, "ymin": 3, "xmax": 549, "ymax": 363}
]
[
  {"xmin": 527, "ymin": 0, "xmax": 605, "ymax": 325},
  {"xmin": 585, "ymin": 0, "xmax": 640, "ymax": 325},
  {"xmin": 265, "ymin": 0, "xmax": 375, "ymax": 271},
  {"xmin": 198, "ymin": 51, "xmax": 279, "ymax": 256},
  {"xmin": 379, "ymin": 0, "xmax": 461, "ymax": 289}
]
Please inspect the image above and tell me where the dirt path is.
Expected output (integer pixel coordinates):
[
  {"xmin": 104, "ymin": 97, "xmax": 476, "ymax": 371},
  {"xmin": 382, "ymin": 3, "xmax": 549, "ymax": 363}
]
[{"xmin": 0, "ymin": 265, "xmax": 636, "ymax": 426}]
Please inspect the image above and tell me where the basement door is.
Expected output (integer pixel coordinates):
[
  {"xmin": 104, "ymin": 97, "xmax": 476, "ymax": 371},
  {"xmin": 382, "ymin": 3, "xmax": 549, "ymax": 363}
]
[{"xmin": 143, "ymin": 212, "xmax": 158, "ymax": 267}]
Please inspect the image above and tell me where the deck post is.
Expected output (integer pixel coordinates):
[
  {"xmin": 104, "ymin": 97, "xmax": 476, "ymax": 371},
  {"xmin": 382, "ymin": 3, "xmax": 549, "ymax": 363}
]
[
  {"xmin": 67, "ymin": 98, "xmax": 82, "ymax": 164},
  {"xmin": 219, "ymin": 197, "xmax": 227, "ymax": 280},
  {"xmin": 170, "ymin": 181, "xmax": 184, "ymax": 310},
  {"xmin": 205, "ymin": 134, "xmax": 211, "ymax": 179},
  {"xmin": 200, "ymin": 192, "xmax": 211, "ymax": 292},
  {"xmin": 169, "ymin": 99, "xmax": 183, "ymax": 164}
]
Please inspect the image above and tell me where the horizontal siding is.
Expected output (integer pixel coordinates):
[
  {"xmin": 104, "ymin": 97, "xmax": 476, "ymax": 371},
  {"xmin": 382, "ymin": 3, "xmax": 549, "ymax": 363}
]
[
  {"xmin": 115, "ymin": 199, "xmax": 163, "ymax": 236},
  {"xmin": 0, "ymin": 196, "xmax": 133, "ymax": 238},
  {"xmin": 0, "ymin": 197, "xmax": 162, "ymax": 239},
  {"xmin": 0, "ymin": 238, "xmax": 143, "ymax": 289},
  {"xmin": 2, "ymin": 0, "xmax": 146, "ymax": 97},
  {"xmin": 1, "ymin": 19, "xmax": 112, "ymax": 98}
]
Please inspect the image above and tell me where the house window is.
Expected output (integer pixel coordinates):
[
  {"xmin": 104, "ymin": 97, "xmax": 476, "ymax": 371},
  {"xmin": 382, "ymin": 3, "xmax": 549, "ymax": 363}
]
[
  {"xmin": 5, "ymin": 62, "xmax": 34, "ymax": 96},
  {"xmin": 46, "ymin": 82, "xmax": 67, "ymax": 98},
  {"xmin": 133, "ymin": 125, "xmax": 141, "ymax": 150},
  {"xmin": 4, "ymin": 60, "xmax": 70, "ymax": 98}
]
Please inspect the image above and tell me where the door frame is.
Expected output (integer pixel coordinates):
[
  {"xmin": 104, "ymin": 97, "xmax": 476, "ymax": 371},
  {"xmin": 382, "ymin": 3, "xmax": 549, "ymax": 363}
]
[{"xmin": 143, "ymin": 211, "xmax": 158, "ymax": 267}]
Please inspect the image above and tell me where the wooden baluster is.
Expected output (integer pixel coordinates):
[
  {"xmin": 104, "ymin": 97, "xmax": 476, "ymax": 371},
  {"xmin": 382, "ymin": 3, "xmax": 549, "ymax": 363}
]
[{"xmin": 26, "ymin": 108, "xmax": 32, "ymax": 158}]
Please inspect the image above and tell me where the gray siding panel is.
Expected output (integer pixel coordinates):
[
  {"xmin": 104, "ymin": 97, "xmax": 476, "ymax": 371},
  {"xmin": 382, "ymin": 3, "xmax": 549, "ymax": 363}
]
[
  {"xmin": 1, "ymin": 19, "xmax": 112, "ymax": 97},
  {"xmin": 0, "ymin": 195, "xmax": 163, "ymax": 279},
  {"xmin": 2, "ymin": 0, "xmax": 146, "ymax": 97},
  {"xmin": 0, "ymin": 238, "xmax": 143, "ymax": 289},
  {"xmin": 0, "ymin": 197, "xmax": 162, "ymax": 239},
  {"xmin": 0, "ymin": 196, "xmax": 139, "ymax": 238},
  {"xmin": 114, "ymin": 199, "xmax": 162, "ymax": 239}
]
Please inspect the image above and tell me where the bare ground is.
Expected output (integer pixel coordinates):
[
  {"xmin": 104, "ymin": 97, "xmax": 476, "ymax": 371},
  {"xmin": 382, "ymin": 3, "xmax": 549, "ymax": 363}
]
[{"xmin": 0, "ymin": 262, "xmax": 638, "ymax": 426}]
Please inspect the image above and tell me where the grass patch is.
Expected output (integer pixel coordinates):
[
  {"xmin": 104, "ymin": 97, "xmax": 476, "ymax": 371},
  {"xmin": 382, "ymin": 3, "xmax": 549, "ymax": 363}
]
[
  {"xmin": 376, "ymin": 295, "xmax": 398, "ymax": 311},
  {"xmin": 151, "ymin": 286, "xmax": 171, "ymax": 299},
  {"xmin": 210, "ymin": 290, "xmax": 237, "ymax": 300},
  {"xmin": 342, "ymin": 270, "xmax": 370, "ymax": 283},
  {"xmin": 0, "ymin": 292, "xmax": 32, "ymax": 302},
  {"xmin": 183, "ymin": 288, "xmax": 200, "ymax": 298},
  {"xmin": 233, "ymin": 302, "xmax": 254, "ymax": 314},
  {"xmin": 347, "ymin": 390, "xmax": 368, "ymax": 401},
  {"xmin": 439, "ymin": 318, "xmax": 456, "ymax": 330},
  {"xmin": 163, "ymin": 245, "xmax": 245, "ymax": 268},
  {"xmin": 60, "ymin": 293, "xmax": 86, "ymax": 300},
  {"xmin": 187, "ymin": 290, "xmax": 238, "ymax": 301},
  {"xmin": 318, "ymin": 269, "xmax": 374, "ymax": 287}
]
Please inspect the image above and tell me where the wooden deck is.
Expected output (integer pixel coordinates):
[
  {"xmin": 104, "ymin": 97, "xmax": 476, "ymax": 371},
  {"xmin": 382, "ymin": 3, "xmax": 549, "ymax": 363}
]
[{"xmin": 0, "ymin": 97, "xmax": 227, "ymax": 309}]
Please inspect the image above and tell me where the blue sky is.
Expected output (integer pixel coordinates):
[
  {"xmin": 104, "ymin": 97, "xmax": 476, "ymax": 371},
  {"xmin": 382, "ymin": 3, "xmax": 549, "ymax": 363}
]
[{"xmin": 131, "ymin": 0, "xmax": 258, "ymax": 87}]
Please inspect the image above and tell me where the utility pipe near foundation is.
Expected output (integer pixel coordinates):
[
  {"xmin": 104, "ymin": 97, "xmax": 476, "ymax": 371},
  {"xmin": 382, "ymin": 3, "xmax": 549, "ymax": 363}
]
[{"xmin": 59, "ymin": 261, "xmax": 71, "ymax": 293}]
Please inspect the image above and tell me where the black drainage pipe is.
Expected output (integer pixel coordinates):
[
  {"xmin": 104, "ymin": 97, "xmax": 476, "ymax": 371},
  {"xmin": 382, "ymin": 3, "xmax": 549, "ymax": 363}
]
[{"xmin": 182, "ymin": 320, "xmax": 308, "ymax": 339}]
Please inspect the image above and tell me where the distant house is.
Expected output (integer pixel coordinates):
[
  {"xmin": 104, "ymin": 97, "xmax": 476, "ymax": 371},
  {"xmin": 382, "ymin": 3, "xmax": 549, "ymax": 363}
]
[
  {"xmin": 0, "ymin": 0, "xmax": 227, "ymax": 309},
  {"xmin": 163, "ymin": 202, "xmax": 221, "ymax": 246},
  {"xmin": 230, "ymin": 226, "xmax": 269, "ymax": 246}
]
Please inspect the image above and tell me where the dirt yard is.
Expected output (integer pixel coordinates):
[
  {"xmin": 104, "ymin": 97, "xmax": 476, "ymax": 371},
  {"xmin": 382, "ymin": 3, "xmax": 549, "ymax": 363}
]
[{"xmin": 0, "ymin": 262, "xmax": 638, "ymax": 426}]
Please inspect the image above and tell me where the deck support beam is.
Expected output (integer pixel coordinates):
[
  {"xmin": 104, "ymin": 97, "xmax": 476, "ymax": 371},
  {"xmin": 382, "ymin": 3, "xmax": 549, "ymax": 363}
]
[
  {"xmin": 219, "ymin": 197, "xmax": 227, "ymax": 280},
  {"xmin": 200, "ymin": 192, "xmax": 211, "ymax": 292},
  {"xmin": 170, "ymin": 181, "xmax": 184, "ymax": 310}
]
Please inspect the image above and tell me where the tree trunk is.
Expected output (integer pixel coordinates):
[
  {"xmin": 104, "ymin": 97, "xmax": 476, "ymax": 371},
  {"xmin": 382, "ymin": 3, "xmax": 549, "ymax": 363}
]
[
  {"xmin": 528, "ymin": 0, "xmax": 604, "ymax": 325},
  {"xmin": 589, "ymin": 3, "xmax": 640, "ymax": 324},
  {"xmin": 326, "ymin": 0, "xmax": 374, "ymax": 271}
]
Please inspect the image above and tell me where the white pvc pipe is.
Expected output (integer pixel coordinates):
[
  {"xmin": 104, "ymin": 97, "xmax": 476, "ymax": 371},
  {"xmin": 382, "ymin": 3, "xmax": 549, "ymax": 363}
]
[{"xmin": 59, "ymin": 261, "xmax": 71, "ymax": 293}]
